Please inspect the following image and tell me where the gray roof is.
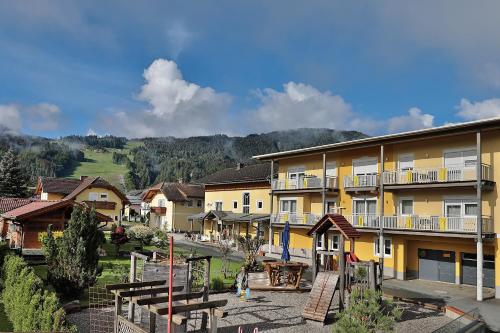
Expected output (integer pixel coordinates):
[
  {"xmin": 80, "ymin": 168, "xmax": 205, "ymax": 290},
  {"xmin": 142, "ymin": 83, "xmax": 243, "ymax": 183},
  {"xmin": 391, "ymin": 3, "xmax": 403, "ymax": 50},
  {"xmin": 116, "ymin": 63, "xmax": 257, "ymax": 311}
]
[
  {"xmin": 197, "ymin": 163, "xmax": 276, "ymax": 185},
  {"xmin": 188, "ymin": 210, "xmax": 270, "ymax": 223}
]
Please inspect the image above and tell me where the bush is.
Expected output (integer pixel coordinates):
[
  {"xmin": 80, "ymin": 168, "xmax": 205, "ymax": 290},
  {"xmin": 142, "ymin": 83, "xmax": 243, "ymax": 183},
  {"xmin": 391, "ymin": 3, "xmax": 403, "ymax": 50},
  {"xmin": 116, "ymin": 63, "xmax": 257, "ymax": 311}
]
[
  {"xmin": 332, "ymin": 288, "xmax": 401, "ymax": 333},
  {"xmin": 211, "ymin": 277, "xmax": 225, "ymax": 291},
  {"xmin": 110, "ymin": 225, "xmax": 129, "ymax": 257},
  {"xmin": 128, "ymin": 224, "xmax": 155, "ymax": 248},
  {"xmin": 1, "ymin": 255, "xmax": 75, "ymax": 332},
  {"xmin": 152, "ymin": 229, "xmax": 169, "ymax": 250}
]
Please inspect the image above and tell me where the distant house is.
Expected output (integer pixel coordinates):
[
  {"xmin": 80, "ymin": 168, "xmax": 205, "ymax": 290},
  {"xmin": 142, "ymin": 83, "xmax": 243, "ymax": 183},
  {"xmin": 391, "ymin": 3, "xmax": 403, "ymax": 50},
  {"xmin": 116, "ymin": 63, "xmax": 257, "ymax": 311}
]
[
  {"xmin": 0, "ymin": 199, "xmax": 111, "ymax": 253},
  {"xmin": 34, "ymin": 176, "xmax": 130, "ymax": 222},
  {"xmin": 142, "ymin": 182, "xmax": 204, "ymax": 232},
  {"xmin": 190, "ymin": 163, "xmax": 274, "ymax": 242},
  {"xmin": 124, "ymin": 189, "xmax": 146, "ymax": 221}
]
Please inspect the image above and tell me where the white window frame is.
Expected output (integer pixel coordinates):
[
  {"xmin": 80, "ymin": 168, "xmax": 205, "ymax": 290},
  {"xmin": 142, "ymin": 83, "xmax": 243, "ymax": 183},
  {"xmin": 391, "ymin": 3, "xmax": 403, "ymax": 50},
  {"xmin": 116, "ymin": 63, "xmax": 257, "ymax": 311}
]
[
  {"xmin": 279, "ymin": 197, "xmax": 298, "ymax": 213},
  {"xmin": 89, "ymin": 192, "xmax": 99, "ymax": 201},
  {"xmin": 214, "ymin": 201, "xmax": 223, "ymax": 211},
  {"xmin": 330, "ymin": 234, "xmax": 340, "ymax": 251},
  {"xmin": 197, "ymin": 200, "xmax": 203, "ymax": 207},
  {"xmin": 443, "ymin": 197, "xmax": 477, "ymax": 217},
  {"xmin": 256, "ymin": 200, "xmax": 263, "ymax": 210},
  {"xmin": 443, "ymin": 147, "xmax": 477, "ymax": 168},
  {"xmin": 352, "ymin": 157, "xmax": 378, "ymax": 176},
  {"xmin": 352, "ymin": 196, "xmax": 378, "ymax": 215},
  {"xmin": 158, "ymin": 199, "xmax": 166, "ymax": 207},
  {"xmin": 186, "ymin": 200, "xmax": 193, "ymax": 207},
  {"xmin": 242, "ymin": 192, "xmax": 250, "ymax": 214},
  {"xmin": 399, "ymin": 197, "xmax": 414, "ymax": 216},
  {"xmin": 326, "ymin": 162, "xmax": 338, "ymax": 177},
  {"xmin": 287, "ymin": 166, "xmax": 306, "ymax": 179},
  {"xmin": 325, "ymin": 200, "xmax": 337, "ymax": 214},
  {"xmin": 232, "ymin": 201, "xmax": 238, "ymax": 210},
  {"xmin": 99, "ymin": 193, "xmax": 109, "ymax": 201},
  {"xmin": 374, "ymin": 236, "xmax": 392, "ymax": 258},
  {"xmin": 398, "ymin": 153, "xmax": 414, "ymax": 171},
  {"xmin": 316, "ymin": 234, "xmax": 325, "ymax": 250}
]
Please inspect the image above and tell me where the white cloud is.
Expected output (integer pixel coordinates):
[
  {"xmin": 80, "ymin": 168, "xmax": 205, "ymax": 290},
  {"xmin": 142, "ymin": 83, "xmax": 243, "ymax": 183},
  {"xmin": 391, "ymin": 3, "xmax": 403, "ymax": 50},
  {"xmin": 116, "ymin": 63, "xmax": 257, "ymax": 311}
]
[
  {"xmin": 104, "ymin": 59, "xmax": 232, "ymax": 138},
  {"xmin": 0, "ymin": 103, "xmax": 60, "ymax": 134},
  {"xmin": 456, "ymin": 98, "xmax": 500, "ymax": 121},
  {"xmin": 387, "ymin": 107, "xmax": 434, "ymax": 133},
  {"xmin": 247, "ymin": 82, "xmax": 354, "ymax": 132}
]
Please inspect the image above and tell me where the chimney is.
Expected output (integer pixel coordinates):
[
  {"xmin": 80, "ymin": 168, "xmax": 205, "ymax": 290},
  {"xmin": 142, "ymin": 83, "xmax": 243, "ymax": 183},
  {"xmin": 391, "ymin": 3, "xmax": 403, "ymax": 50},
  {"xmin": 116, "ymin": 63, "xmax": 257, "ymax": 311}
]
[
  {"xmin": 236, "ymin": 163, "xmax": 244, "ymax": 170},
  {"xmin": 80, "ymin": 176, "xmax": 88, "ymax": 181}
]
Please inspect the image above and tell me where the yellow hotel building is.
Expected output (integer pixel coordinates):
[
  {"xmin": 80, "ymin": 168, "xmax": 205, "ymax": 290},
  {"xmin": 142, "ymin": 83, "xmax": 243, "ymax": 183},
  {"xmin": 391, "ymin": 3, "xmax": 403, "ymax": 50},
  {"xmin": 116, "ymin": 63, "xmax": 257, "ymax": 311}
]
[
  {"xmin": 254, "ymin": 118, "xmax": 500, "ymax": 300},
  {"xmin": 192, "ymin": 163, "xmax": 273, "ymax": 243}
]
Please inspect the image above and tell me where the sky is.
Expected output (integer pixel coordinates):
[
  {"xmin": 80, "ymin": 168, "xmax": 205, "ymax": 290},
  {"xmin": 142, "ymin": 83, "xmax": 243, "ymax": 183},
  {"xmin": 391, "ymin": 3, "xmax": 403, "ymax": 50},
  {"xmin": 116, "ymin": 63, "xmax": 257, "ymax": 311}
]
[{"xmin": 1, "ymin": 1, "xmax": 500, "ymax": 138}]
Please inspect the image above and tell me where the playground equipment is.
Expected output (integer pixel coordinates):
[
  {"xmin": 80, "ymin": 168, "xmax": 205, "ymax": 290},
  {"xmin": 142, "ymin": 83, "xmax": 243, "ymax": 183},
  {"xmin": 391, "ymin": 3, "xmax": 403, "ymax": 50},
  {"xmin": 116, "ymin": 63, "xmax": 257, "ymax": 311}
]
[
  {"xmin": 90, "ymin": 251, "xmax": 228, "ymax": 333},
  {"xmin": 303, "ymin": 213, "xmax": 380, "ymax": 323}
]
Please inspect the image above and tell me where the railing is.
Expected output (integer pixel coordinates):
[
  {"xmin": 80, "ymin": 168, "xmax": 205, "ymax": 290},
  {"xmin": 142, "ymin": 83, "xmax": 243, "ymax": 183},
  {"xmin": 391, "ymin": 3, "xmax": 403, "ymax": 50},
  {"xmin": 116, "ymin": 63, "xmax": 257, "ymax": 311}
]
[
  {"xmin": 432, "ymin": 308, "xmax": 481, "ymax": 333},
  {"xmin": 151, "ymin": 206, "xmax": 167, "ymax": 215},
  {"xmin": 382, "ymin": 164, "xmax": 492, "ymax": 185},
  {"xmin": 272, "ymin": 176, "xmax": 338, "ymax": 190},
  {"xmin": 271, "ymin": 212, "xmax": 320, "ymax": 225},
  {"xmin": 345, "ymin": 214, "xmax": 493, "ymax": 233},
  {"xmin": 83, "ymin": 200, "xmax": 116, "ymax": 210},
  {"xmin": 343, "ymin": 174, "xmax": 379, "ymax": 188}
]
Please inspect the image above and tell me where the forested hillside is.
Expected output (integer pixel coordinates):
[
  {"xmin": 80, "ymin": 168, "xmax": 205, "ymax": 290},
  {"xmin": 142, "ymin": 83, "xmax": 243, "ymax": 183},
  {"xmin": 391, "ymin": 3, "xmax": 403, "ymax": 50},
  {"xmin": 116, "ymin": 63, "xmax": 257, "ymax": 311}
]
[{"xmin": 0, "ymin": 129, "xmax": 367, "ymax": 191}]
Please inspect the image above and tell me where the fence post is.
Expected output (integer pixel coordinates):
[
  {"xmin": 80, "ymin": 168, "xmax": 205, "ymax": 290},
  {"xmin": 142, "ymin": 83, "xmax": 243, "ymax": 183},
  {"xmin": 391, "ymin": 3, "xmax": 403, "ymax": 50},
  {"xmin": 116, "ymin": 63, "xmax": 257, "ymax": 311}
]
[
  {"xmin": 114, "ymin": 294, "xmax": 122, "ymax": 333},
  {"xmin": 201, "ymin": 257, "xmax": 211, "ymax": 330},
  {"xmin": 128, "ymin": 254, "xmax": 137, "ymax": 321}
]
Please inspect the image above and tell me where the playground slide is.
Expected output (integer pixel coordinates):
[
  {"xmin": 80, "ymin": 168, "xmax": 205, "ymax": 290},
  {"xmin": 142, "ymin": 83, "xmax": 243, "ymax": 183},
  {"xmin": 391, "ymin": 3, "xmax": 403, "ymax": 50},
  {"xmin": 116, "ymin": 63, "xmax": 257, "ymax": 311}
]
[{"xmin": 302, "ymin": 271, "xmax": 340, "ymax": 322}]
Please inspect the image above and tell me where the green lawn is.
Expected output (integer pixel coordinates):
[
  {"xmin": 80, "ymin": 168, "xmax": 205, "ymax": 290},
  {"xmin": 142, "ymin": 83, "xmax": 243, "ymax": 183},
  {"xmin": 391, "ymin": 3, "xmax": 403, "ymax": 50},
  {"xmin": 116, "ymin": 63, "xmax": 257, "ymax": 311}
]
[
  {"xmin": 66, "ymin": 148, "xmax": 128, "ymax": 189},
  {"xmin": 33, "ymin": 235, "xmax": 243, "ymax": 306}
]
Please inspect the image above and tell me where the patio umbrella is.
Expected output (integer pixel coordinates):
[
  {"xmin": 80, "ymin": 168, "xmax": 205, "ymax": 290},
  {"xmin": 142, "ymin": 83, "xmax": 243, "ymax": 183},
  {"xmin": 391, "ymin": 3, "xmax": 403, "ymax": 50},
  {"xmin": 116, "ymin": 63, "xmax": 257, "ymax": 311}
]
[{"xmin": 281, "ymin": 222, "xmax": 290, "ymax": 262}]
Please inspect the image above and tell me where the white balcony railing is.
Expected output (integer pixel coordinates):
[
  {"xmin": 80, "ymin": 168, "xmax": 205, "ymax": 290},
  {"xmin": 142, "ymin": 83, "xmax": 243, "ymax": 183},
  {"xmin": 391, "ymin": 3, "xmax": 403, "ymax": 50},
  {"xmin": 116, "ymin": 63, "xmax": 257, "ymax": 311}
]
[
  {"xmin": 345, "ymin": 214, "xmax": 493, "ymax": 233},
  {"xmin": 271, "ymin": 212, "xmax": 320, "ymax": 225},
  {"xmin": 272, "ymin": 176, "xmax": 338, "ymax": 191},
  {"xmin": 343, "ymin": 174, "xmax": 379, "ymax": 188},
  {"xmin": 382, "ymin": 164, "xmax": 492, "ymax": 185}
]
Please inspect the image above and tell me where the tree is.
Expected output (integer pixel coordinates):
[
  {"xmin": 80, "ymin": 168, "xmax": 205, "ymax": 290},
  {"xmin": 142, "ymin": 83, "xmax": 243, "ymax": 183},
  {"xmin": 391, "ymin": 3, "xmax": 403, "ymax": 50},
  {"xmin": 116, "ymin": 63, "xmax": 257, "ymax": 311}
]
[
  {"xmin": 218, "ymin": 240, "xmax": 233, "ymax": 278},
  {"xmin": 110, "ymin": 225, "xmax": 129, "ymax": 257},
  {"xmin": 41, "ymin": 205, "xmax": 104, "ymax": 298},
  {"xmin": 237, "ymin": 236, "xmax": 264, "ymax": 271},
  {"xmin": 333, "ymin": 288, "xmax": 402, "ymax": 333},
  {"xmin": 0, "ymin": 149, "xmax": 27, "ymax": 197}
]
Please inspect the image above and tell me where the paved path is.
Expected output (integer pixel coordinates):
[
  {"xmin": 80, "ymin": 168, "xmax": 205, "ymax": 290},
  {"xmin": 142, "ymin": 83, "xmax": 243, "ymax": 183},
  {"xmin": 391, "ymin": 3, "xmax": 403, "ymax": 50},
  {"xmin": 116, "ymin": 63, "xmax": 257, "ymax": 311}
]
[{"xmin": 383, "ymin": 278, "xmax": 500, "ymax": 331}]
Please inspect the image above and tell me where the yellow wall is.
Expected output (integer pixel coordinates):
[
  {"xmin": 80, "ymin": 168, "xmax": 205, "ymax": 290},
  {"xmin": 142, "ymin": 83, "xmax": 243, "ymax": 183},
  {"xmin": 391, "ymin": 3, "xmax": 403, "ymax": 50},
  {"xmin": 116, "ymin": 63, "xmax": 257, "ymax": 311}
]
[
  {"xmin": 75, "ymin": 187, "xmax": 124, "ymax": 222},
  {"xmin": 148, "ymin": 192, "xmax": 203, "ymax": 232},
  {"xmin": 205, "ymin": 187, "xmax": 270, "ymax": 214},
  {"xmin": 41, "ymin": 192, "xmax": 65, "ymax": 201}
]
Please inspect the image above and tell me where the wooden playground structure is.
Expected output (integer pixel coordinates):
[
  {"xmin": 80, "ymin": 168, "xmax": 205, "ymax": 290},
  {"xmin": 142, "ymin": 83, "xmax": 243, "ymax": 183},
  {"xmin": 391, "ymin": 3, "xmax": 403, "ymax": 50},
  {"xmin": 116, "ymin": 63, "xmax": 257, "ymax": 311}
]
[
  {"xmin": 303, "ymin": 213, "xmax": 381, "ymax": 323},
  {"xmin": 91, "ymin": 249, "xmax": 229, "ymax": 333}
]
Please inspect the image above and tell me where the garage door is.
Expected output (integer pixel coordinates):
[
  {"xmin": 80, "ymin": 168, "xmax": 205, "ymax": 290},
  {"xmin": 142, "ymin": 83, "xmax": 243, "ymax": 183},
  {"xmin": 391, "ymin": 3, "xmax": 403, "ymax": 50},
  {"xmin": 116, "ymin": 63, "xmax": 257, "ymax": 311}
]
[
  {"xmin": 461, "ymin": 253, "xmax": 495, "ymax": 289},
  {"xmin": 418, "ymin": 249, "xmax": 455, "ymax": 283}
]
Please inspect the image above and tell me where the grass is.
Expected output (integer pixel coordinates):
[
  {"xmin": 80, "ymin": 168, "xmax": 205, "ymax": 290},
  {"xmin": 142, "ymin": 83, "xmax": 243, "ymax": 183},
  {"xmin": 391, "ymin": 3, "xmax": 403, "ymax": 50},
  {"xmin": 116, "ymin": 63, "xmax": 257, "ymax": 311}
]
[{"xmin": 33, "ymin": 234, "xmax": 243, "ymax": 306}]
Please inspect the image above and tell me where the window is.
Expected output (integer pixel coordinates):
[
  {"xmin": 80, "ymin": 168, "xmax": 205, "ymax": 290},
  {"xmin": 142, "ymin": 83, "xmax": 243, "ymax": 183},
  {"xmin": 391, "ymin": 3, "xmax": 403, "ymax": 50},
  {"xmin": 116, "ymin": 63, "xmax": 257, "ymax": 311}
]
[
  {"xmin": 330, "ymin": 234, "xmax": 340, "ymax": 251},
  {"xmin": 374, "ymin": 237, "xmax": 392, "ymax": 257},
  {"xmin": 233, "ymin": 201, "xmax": 238, "ymax": 210},
  {"xmin": 280, "ymin": 199, "xmax": 297, "ymax": 213},
  {"xmin": 158, "ymin": 199, "xmax": 166, "ymax": 207},
  {"xmin": 256, "ymin": 200, "xmax": 263, "ymax": 210},
  {"xmin": 242, "ymin": 193, "xmax": 250, "ymax": 214},
  {"xmin": 444, "ymin": 149, "xmax": 477, "ymax": 168},
  {"xmin": 316, "ymin": 234, "xmax": 324, "ymax": 249},
  {"xmin": 444, "ymin": 199, "xmax": 477, "ymax": 217},
  {"xmin": 41, "ymin": 192, "xmax": 48, "ymax": 200},
  {"xmin": 400, "ymin": 199, "xmax": 413, "ymax": 216},
  {"xmin": 215, "ymin": 201, "xmax": 223, "ymax": 211},
  {"xmin": 326, "ymin": 162, "xmax": 337, "ymax": 177},
  {"xmin": 197, "ymin": 200, "xmax": 203, "ymax": 207},
  {"xmin": 100, "ymin": 193, "xmax": 108, "ymax": 200},
  {"xmin": 288, "ymin": 167, "xmax": 306, "ymax": 180},
  {"xmin": 89, "ymin": 192, "xmax": 98, "ymax": 201},
  {"xmin": 353, "ymin": 198, "xmax": 377, "ymax": 215},
  {"xmin": 186, "ymin": 200, "xmax": 193, "ymax": 207},
  {"xmin": 326, "ymin": 201, "xmax": 337, "ymax": 214},
  {"xmin": 398, "ymin": 154, "xmax": 414, "ymax": 172}
]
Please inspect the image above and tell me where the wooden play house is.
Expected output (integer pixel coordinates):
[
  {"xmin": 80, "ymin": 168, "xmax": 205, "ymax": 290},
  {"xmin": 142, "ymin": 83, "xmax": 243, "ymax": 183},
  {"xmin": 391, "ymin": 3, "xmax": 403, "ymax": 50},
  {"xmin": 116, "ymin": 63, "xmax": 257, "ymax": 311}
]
[{"xmin": 303, "ymin": 213, "xmax": 380, "ymax": 323}]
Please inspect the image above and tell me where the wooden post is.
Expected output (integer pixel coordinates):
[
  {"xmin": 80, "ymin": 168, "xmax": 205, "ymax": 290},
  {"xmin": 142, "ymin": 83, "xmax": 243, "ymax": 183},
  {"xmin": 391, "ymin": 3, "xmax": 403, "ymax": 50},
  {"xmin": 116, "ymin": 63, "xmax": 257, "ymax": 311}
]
[
  {"xmin": 186, "ymin": 254, "xmax": 192, "ymax": 319},
  {"xmin": 369, "ymin": 260, "xmax": 376, "ymax": 291},
  {"xmin": 209, "ymin": 308, "xmax": 218, "ymax": 333},
  {"xmin": 128, "ymin": 254, "xmax": 137, "ymax": 321},
  {"xmin": 201, "ymin": 257, "xmax": 211, "ymax": 330},
  {"xmin": 339, "ymin": 236, "xmax": 345, "ymax": 311},
  {"xmin": 114, "ymin": 294, "xmax": 122, "ymax": 333},
  {"xmin": 312, "ymin": 233, "xmax": 318, "ymax": 282}
]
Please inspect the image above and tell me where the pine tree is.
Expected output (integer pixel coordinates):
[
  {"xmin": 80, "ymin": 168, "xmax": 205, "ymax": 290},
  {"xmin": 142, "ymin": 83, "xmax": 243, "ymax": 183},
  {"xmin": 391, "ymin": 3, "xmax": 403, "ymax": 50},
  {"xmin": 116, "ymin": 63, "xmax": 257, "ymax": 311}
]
[
  {"xmin": 42, "ymin": 205, "xmax": 104, "ymax": 297},
  {"xmin": 0, "ymin": 149, "xmax": 27, "ymax": 197}
]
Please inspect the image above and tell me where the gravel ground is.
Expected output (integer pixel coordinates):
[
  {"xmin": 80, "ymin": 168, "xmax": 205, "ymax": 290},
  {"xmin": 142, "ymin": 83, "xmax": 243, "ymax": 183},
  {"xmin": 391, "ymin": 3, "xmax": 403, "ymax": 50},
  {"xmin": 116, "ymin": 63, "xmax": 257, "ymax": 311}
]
[{"xmin": 68, "ymin": 291, "xmax": 451, "ymax": 333}]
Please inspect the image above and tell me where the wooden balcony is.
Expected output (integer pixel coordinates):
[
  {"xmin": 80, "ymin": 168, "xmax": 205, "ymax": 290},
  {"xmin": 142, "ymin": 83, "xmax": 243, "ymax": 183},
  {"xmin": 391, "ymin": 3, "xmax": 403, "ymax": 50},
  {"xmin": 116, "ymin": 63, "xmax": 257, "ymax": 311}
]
[
  {"xmin": 151, "ymin": 206, "xmax": 167, "ymax": 215},
  {"xmin": 83, "ymin": 201, "xmax": 116, "ymax": 210},
  {"xmin": 272, "ymin": 176, "xmax": 338, "ymax": 193},
  {"xmin": 344, "ymin": 214, "xmax": 494, "ymax": 235},
  {"xmin": 382, "ymin": 164, "xmax": 494, "ymax": 190}
]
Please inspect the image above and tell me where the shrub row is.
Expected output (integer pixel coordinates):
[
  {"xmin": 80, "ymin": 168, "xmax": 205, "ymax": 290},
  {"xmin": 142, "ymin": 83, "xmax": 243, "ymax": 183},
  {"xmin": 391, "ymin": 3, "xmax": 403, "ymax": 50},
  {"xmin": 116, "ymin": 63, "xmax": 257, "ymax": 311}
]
[{"xmin": 1, "ymin": 255, "xmax": 75, "ymax": 332}]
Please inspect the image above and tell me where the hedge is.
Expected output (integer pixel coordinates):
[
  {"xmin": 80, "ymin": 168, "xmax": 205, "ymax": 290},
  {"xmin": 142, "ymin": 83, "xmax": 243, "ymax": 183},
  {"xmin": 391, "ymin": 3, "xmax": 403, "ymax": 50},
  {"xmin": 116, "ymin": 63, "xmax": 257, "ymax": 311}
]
[{"xmin": 1, "ymin": 255, "xmax": 75, "ymax": 332}]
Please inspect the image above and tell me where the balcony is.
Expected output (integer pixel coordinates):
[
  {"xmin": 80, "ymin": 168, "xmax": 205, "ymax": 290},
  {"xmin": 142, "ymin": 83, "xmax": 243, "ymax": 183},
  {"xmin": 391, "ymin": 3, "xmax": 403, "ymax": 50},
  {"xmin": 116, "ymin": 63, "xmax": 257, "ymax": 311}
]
[
  {"xmin": 271, "ymin": 212, "xmax": 320, "ymax": 225},
  {"xmin": 83, "ymin": 201, "xmax": 116, "ymax": 210},
  {"xmin": 345, "ymin": 214, "xmax": 493, "ymax": 234},
  {"xmin": 151, "ymin": 206, "xmax": 167, "ymax": 215},
  {"xmin": 343, "ymin": 174, "xmax": 379, "ymax": 192},
  {"xmin": 272, "ymin": 176, "xmax": 338, "ymax": 192},
  {"xmin": 382, "ymin": 164, "xmax": 494, "ymax": 190}
]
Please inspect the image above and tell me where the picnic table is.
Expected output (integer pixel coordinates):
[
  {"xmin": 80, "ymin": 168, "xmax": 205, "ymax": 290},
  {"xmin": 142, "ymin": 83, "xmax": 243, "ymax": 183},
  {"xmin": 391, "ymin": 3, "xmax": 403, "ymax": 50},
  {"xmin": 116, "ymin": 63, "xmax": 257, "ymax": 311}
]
[{"xmin": 263, "ymin": 260, "xmax": 308, "ymax": 289}]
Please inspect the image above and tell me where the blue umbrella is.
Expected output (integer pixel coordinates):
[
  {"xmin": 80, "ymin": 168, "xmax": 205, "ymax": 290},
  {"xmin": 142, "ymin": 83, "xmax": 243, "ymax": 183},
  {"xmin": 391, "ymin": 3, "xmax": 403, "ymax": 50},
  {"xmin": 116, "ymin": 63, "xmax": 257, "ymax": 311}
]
[{"xmin": 281, "ymin": 222, "xmax": 290, "ymax": 262}]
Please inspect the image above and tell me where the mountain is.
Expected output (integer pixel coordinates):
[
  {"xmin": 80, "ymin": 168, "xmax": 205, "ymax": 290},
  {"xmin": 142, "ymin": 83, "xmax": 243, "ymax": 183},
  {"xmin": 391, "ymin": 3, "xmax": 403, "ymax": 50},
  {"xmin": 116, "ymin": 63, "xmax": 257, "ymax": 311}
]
[{"xmin": 0, "ymin": 129, "xmax": 367, "ymax": 192}]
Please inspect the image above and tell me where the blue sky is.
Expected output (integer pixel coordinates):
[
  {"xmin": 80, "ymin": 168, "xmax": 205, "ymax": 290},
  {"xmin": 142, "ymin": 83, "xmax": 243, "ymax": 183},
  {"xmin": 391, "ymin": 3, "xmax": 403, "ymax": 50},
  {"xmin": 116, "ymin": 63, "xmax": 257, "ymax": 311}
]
[{"xmin": 1, "ymin": 1, "xmax": 500, "ymax": 138}]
